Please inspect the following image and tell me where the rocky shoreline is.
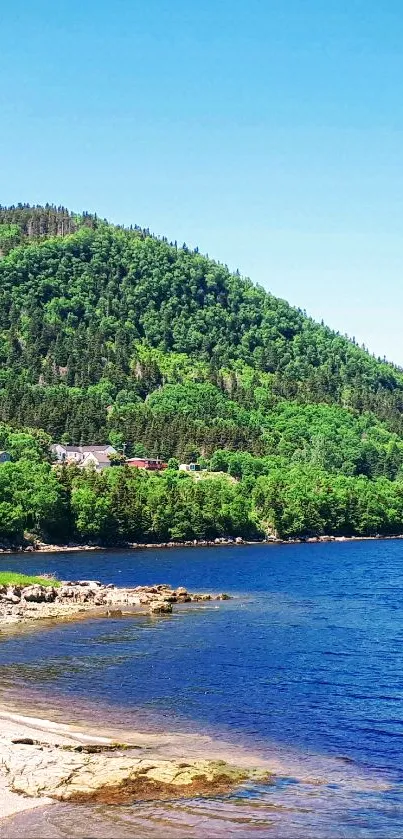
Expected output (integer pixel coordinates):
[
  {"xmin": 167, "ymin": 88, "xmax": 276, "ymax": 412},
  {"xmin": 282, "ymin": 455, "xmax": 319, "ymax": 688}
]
[
  {"xmin": 0, "ymin": 580, "xmax": 231, "ymax": 626},
  {"xmin": 0, "ymin": 579, "xmax": 245, "ymax": 821},
  {"xmin": 1, "ymin": 532, "xmax": 403, "ymax": 556}
]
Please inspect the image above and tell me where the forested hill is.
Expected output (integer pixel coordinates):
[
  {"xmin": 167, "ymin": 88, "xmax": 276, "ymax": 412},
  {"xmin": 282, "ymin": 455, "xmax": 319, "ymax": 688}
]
[
  {"xmin": 1, "ymin": 203, "xmax": 403, "ymax": 445},
  {"xmin": 2, "ymin": 204, "xmax": 403, "ymax": 543}
]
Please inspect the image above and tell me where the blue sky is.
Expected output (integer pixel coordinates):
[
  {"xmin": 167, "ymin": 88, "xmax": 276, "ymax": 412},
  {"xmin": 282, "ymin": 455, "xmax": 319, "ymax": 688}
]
[{"xmin": 1, "ymin": 1, "xmax": 403, "ymax": 363}]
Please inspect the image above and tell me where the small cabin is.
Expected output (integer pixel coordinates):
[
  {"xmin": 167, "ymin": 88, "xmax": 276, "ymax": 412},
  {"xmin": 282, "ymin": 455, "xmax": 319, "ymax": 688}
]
[
  {"xmin": 126, "ymin": 458, "xmax": 167, "ymax": 471},
  {"xmin": 0, "ymin": 451, "xmax": 11, "ymax": 464},
  {"xmin": 179, "ymin": 462, "xmax": 201, "ymax": 472}
]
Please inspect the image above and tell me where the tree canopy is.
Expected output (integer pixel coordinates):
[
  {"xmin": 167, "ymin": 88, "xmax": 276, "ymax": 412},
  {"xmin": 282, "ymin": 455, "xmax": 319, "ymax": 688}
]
[{"xmin": 1, "ymin": 204, "xmax": 403, "ymax": 543}]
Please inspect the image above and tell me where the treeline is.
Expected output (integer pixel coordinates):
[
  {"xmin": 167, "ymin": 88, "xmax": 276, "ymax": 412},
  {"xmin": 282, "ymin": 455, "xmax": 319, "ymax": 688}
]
[
  {"xmin": 0, "ymin": 460, "xmax": 257, "ymax": 545},
  {"xmin": 1, "ymin": 380, "xmax": 403, "ymax": 481},
  {"xmin": 253, "ymin": 465, "xmax": 403, "ymax": 539},
  {"xmin": 0, "ymin": 422, "xmax": 402, "ymax": 544},
  {"xmin": 2, "ymin": 456, "xmax": 403, "ymax": 545},
  {"xmin": 0, "ymin": 204, "xmax": 98, "ymax": 255}
]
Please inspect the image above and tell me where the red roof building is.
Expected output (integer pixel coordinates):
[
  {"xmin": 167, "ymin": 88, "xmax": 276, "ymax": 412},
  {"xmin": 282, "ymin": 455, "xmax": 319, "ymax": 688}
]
[{"xmin": 126, "ymin": 457, "xmax": 167, "ymax": 471}]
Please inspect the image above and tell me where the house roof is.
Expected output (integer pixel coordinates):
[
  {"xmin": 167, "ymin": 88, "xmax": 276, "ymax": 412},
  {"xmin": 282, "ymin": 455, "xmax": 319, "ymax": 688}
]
[
  {"xmin": 51, "ymin": 444, "xmax": 80, "ymax": 453},
  {"xmin": 52, "ymin": 444, "xmax": 116, "ymax": 454},
  {"xmin": 79, "ymin": 445, "xmax": 115, "ymax": 453},
  {"xmin": 127, "ymin": 457, "xmax": 161, "ymax": 464},
  {"xmin": 82, "ymin": 451, "xmax": 112, "ymax": 464},
  {"xmin": 128, "ymin": 457, "xmax": 161, "ymax": 463}
]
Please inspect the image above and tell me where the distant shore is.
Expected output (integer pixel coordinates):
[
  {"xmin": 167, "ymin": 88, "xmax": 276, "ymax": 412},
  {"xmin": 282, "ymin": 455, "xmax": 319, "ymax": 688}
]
[{"xmin": 1, "ymin": 533, "xmax": 403, "ymax": 556}]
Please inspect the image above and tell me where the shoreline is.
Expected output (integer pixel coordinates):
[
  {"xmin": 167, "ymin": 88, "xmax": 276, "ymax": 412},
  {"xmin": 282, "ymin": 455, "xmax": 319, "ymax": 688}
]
[
  {"xmin": 0, "ymin": 579, "xmax": 394, "ymax": 827},
  {"xmin": 0, "ymin": 707, "xmax": 271, "ymax": 823},
  {"xmin": 0, "ymin": 580, "xmax": 231, "ymax": 628},
  {"xmin": 0, "ymin": 700, "xmax": 391, "ymax": 826},
  {"xmin": 1, "ymin": 532, "xmax": 403, "ymax": 555}
]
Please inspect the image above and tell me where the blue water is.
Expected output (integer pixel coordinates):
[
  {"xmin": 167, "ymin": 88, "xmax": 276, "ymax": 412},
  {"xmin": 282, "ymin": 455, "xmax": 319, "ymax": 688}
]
[{"xmin": 1, "ymin": 541, "xmax": 403, "ymax": 838}]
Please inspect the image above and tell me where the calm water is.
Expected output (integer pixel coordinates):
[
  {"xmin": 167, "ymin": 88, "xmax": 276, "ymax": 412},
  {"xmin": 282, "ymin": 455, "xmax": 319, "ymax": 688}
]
[{"xmin": 0, "ymin": 541, "xmax": 403, "ymax": 838}]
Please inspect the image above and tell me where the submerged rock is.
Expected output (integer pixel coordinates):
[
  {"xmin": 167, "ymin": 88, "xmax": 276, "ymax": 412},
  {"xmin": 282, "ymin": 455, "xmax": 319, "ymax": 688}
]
[{"xmin": 149, "ymin": 601, "xmax": 173, "ymax": 614}]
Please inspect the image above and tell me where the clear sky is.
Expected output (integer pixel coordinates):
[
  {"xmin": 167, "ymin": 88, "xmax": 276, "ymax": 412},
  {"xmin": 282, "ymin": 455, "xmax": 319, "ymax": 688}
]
[{"xmin": 1, "ymin": 1, "xmax": 403, "ymax": 363}]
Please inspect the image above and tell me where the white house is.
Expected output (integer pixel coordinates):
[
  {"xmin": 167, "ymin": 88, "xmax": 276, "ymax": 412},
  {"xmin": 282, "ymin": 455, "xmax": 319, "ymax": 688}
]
[
  {"xmin": 51, "ymin": 444, "xmax": 117, "ymax": 465},
  {"xmin": 79, "ymin": 451, "xmax": 114, "ymax": 471}
]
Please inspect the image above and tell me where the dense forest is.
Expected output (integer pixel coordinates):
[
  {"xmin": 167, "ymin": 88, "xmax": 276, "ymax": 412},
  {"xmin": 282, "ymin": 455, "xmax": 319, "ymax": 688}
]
[{"xmin": 1, "ymin": 203, "xmax": 403, "ymax": 542}]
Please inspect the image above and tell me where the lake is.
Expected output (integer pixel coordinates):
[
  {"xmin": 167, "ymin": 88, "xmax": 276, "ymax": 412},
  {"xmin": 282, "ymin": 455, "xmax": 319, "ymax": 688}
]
[{"xmin": 0, "ymin": 540, "xmax": 402, "ymax": 838}]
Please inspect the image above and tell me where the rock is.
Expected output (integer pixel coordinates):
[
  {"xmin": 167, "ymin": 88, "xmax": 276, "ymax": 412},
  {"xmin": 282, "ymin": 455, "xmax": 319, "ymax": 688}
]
[
  {"xmin": 149, "ymin": 602, "xmax": 173, "ymax": 614},
  {"xmin": 22, "ymin": 585, "xmax": 57, "ymax": 603},
  {"xmin": 235, "ymin": 536, "xmax": 243, "ymax": 544},
  {"xmin": 5, "ymin": 589, "xmax": 20, "ymax": 604},
  {"xmin": 21, "ymin": 586, "xmax": 44, "ymax": 603},
  {"xmin": 4, "ymin": 740, "xmax": 270, "ymax": 804},
  {"xmin": 106, "ymin": 609, "xmax": 122, "ymax": 618},
  {"xmin": 77, "ymin": 580, "xmax": 101, "ymax": 587},
  {"xmin": 92, "ymin": 597, "xmax": 105, "ymax": 606},
  {"xmin": 0, "ymin": 578, "xmax": 221, "ymax": 625},
  {"xmin": 58, "ymin": 586, "xmax": 75, "ymax": 599},
  {"xmin": 215, "ymin": 593, "xmax": 231, "ymax": 601}
]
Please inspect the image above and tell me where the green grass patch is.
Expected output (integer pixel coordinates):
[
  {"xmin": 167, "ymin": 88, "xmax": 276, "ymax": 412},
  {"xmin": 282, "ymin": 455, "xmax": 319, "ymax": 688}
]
[{"xmin": 0, "ymin": 572, "xmax": 60, "ymax": 587}]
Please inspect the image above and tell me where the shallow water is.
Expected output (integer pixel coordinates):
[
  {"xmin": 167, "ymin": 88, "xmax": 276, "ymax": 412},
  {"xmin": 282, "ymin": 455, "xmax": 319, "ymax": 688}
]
[{"xmin": 0, "ymin": 541, "xmax": 402, "ymax": 837}]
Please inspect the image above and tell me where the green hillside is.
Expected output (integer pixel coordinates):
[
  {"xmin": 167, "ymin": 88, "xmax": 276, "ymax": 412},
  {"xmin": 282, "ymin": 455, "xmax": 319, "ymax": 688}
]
[{"xmin": 1, "ymin": 203, "xmax": 403, "ymax": 543}]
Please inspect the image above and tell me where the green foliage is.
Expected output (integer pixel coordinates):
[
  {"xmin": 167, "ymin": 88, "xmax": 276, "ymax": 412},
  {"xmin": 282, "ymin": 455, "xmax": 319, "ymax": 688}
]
[
  {"xmin": 0, "ymin": 459, "xmax": 68, "ymax": 540},
  {"xmin": 252, "ymin": 466, "xmax": 403, "ymax": 539},
  {"xmin": 0, "ymin": 424, "xmax": 51, "ymax": 462},
  {"xmin": 0, "ymin": 572, "xmax": 60, "ymax": 587},
  {"xmin": 0, "ymin": 502, "xmax": 24, "ymax": 540},
  {"xmin": 0, "ymin": 204, "xmax": 403, "ymax": 542},
  {"xmin": 0, "ymin": 224, "xmax": 21, "ymax": 256},
  {"xmin": 0, "ymin": 206, "xmax": 403, "ymax": 447},
  {"xmin": 67, "ymin": 467, "xmax": 260, "ymax": 544}
]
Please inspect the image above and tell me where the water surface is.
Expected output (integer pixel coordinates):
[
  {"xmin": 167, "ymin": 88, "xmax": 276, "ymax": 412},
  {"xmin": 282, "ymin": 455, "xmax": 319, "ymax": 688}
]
[{"xmin": 0, "ymin": 541, "xmax": 402, "ymax": 837}]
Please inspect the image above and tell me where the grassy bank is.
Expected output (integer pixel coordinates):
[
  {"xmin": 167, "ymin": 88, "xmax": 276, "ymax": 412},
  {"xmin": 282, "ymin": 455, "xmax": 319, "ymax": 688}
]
[{"xmin": 0, "ymin": 572, "xmax": 59, "ymax": 587}]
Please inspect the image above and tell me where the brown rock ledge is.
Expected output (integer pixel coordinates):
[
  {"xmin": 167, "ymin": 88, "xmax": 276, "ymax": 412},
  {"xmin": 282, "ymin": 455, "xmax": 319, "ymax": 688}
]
[
  {"xmin": 4, "ymin": 739, "xmax": 270, "ymax": 805},
  {"xmin": 0, "ymin": 582, "xmax": 232, "ymax": 626}
]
